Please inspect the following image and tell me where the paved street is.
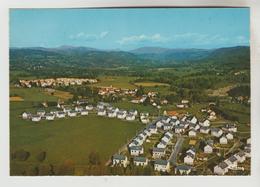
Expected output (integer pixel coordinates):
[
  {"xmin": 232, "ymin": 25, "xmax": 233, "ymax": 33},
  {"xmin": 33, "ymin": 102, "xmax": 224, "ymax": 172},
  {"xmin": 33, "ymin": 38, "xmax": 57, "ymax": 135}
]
[{"xmin": 168, "ymin": 136, "xmax": 185, "ymax": 165}]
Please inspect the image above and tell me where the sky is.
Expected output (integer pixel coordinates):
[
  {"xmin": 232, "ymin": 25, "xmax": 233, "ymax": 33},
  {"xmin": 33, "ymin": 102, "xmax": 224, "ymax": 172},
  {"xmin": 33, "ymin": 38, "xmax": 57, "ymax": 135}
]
[{"xmin": 10, "ymin": 8, "xmax": 250, "ymax": 50}]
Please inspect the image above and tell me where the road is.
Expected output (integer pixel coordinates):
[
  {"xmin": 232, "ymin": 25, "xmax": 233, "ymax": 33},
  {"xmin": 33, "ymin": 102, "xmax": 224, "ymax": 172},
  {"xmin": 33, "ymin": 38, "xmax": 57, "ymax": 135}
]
[{"xmin": 168, "ymin": 136, "xmax": 185, "ymax": 165}]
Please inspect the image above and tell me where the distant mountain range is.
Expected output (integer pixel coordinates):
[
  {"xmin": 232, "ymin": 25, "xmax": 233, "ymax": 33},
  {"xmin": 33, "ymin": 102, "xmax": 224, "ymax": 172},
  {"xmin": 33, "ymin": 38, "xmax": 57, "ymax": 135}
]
[{"xmin": 10, "ymin": 45, "xmax": 250, "ymax": 68}]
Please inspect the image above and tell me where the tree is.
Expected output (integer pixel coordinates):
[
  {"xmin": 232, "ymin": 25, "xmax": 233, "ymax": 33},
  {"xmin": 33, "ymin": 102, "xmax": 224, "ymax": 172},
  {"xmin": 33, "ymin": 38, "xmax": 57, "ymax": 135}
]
[
  {"xmin": 88, "ymin": 151, "xmax": 101, "ymax": 165},
  {"xmin": 136, "ymin": 86, "xmax": 144, "ymax": 97},
  {"xmin": 36, "ymin": 151, "xmax": 46, "ymax": 162}
]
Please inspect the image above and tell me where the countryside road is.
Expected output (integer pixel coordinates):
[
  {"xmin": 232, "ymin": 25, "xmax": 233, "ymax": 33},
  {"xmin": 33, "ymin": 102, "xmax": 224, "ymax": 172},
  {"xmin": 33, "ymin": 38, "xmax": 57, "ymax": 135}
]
[{"xmin": 168, "ymin": 136, "xmax": 185, "ymax": 165}]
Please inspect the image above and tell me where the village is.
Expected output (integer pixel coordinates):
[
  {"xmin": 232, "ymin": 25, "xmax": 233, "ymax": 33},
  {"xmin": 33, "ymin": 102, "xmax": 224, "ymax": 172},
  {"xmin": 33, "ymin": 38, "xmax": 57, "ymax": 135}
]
[{"xmin": 21, "ymin": 98, "xmax": 250, "ymax": 175}]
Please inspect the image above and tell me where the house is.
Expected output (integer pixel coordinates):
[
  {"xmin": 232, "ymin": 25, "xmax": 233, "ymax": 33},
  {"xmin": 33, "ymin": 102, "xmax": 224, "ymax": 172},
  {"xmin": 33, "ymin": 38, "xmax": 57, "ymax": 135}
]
[
  {"xmin": 129, "ymin": 140, "xmax": 139, "ymax": 147},
  {"xmin": 176, "ymin": 104, "xmax": 185, "ymax": 108},
  {"xmin": 184, "ymin": 152, "xmax": 195, "ymax": 165},
  {"xmin": 140, "ymin": 117, "xmax": 150, "ymax": 124},
  {"xmin": 31, "ymin": 115, "xmax": 41, "ymax": 122},
  {"xmin": 85, "ymin": 105, "xmax": 94, "ymax": 110},
  {"xmin": 112, "ymin": 154, "xmax": 128, "ymax": 167},
  {"xmin": 97, "ymin": 109, "xmax": 106, "ymax": 116},
  {"xmin": 75, "ymin": 106, "xmax": 84, "ymax": 112},
  {"xmin": 22, "ymin": 112, "xmax": 31, "ymax": 119},
  {"xmin": 68, "ymin": 110, "xmax": 77, "ymax": 117},
  {"xmin": 223, "ymin": 124, "xmax": 237, "ymax": 133},
  {"xmin": 107, "ymin": 110, "xmax": 117, "ymax": 118},
  {"xmin": 181, "ymin": 99, "xmax": 189, "ymax": 104},
  {"xmin": 244, "ymin": 147, "xmax": 251, "ymax": 158},
  {"xmin": 154, "ymin": 159, "xmax": 170, "ymax": 172},
  {"xmin": 165, "ymin": 131, "xmax": 173, "ymax": 138},
  {"xmin": 204, "ymin": 144, "xmax": 213, "ymax": 154},
  {"xmin": 219, "ymin": 136, "xmax": 228, "ymax": 144},
  {"xmin": 144, "ymin": 129, "xmax": 151, "ymax": 137},
  {"xmin": 76, "ymin": 99, "xmax": 88, "ymax": 105},
  {"xmin": 225, "ymin": 156, "xmax": 238, "ymax": 169},
  {"xmin": 234, "ymin": 151, "xmax": 246, "ymax": 163},
  {"xmin": 57, "ymin": 111, "xmax": 66, "ymax": 118},
  {"xmin": 163, "ymin": 123, "xmax": 172, "ymax": 131},
  {"xmin": 156, "ymin": 120, "xmax": 164, "ymax": 128},
  {"xmin": 37, "ymin": 109, "xmax": 46, "ymax": 117},
  {"xmin": 117, "ymin": 110, "xmax": 127, "ymax": 119},
  {"xmin": 129, "ymin": 109, "xmax": 138, "ymax": 116},
  {"xmin": 45, "ymin": 113, "xmax": 55, "ymax": 120},
  {"xmin": 157, "ymin": 140, "xmax": 167, "ymax": 149},
  {"xmin": 188, "ymin": 129, "xmax": 197, "ymax": 137},
  {"xmin": 186, "ymin": 116, "xmax": 198, "ymax": 124},
  {"xmin": 175, "ymin": 126, "xmax": 185, "ymax": 134},
  {"xmin": 97, "ymin": 103, "xmax": 105, "ymax": 110},
  {"xmin": 175, "ymin": 165, "xmax": 192, "ymax": 175},
  {"xmin": 226, "ymin": 133, "xmax": 234, "ymax": 140},
  {"xmin": 63, "ymin": 106, "xmax": 71, "ymax": 113},
  {"xmin": 247, "ymin": 138, "xmax": 251, "ymax": 145},
  {"xmin": 200, "ymin": 119, "xmax": 210, "ymax": 127},
  {"xmin": 80, "ymin": 109, "xmax": 88, "ymax": 116},
  {"xmin": 148, "ymin": 124, "xmax": 157, "ymax": 134},
  {"xmin": 126, "ymin": 114, "xmax": 135, "ymax": 121},
  {"xmin": 200, "ymin": 126, "xmax": 210, "ymax": 134},
  {"xmin": 161, "ymin": 136, "xmax": 171, "ymax": 144},
  {"xmin": 214, "ymin": 162, "xmax": 229, "ymax": 175},
  {"xmin": 152, "ymin": 147, "xmax": 165, "ymax": 158},
  {"xmin": 133, "ymin": 156, "xmax": 148, "ymax": 167},
  {"xmin": 211, "ymin": 128, "xmax": 223, "ymax": 138},
  {"xmin": 130, "ymin": 146, "xmax": 144, "ymax": 156}
]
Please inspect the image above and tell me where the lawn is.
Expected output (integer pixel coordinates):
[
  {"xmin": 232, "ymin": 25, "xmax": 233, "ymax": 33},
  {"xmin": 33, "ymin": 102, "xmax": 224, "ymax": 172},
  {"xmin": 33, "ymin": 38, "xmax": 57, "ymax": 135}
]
[{"xmin": 134, "ymin": 82, "xmax": 170, "ymax": 87}]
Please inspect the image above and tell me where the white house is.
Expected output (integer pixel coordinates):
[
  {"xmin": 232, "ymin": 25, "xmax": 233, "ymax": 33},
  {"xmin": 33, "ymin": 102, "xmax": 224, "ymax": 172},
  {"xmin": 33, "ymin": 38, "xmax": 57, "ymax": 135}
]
[
  {"xmin": 204, "ymin": 144, "xmax": 213, "ymax": 154},
  {"xmin": 126, "ymin": 114, "xmax": 135, "ymax": 121},
  {"xmin": 97, "ymin": 109, "xmax": 106, "ymax": 116},
  {"xmin": 156, "ymin": 120, "xmax": 164, "ymax": 128},
  {"xmin": 244, "ymin": 147, "xmax": 251, "ymax": 158},
  {"xmin": 129, "ymin": 109, "xmax": 138, "ymax": 116},
  {"xmin": 129, "ymin": 140, "xmax": 139, "ymax": 147},
  {"xmin": 148, "ymin": 125, "xmax": 157, "ymax": 134},
  {"xmin": 187, "ymin": 116, "xmax": 198, "ymax": 124},
  {"xmin": 214, "ymin": 162, "xmax": 229, "ymax": 175},
  {"xmin": 224, "ymin": 155, "xmax": 238, "ymax": 169},
  {"xmin": 63, "ymin": 106, "xmax": 71, "ymax": 113},
  {"xmin": 57, "ymin": 111, "xmax": 66, "ymax": 118},
  {"xmin": 226, "ymin": 133, "xmax": 234, "ymax": 140},
  {"xmin": 117, "ymin": 111, "xmax": 127, "ymax": 119},
  {"xmin": 161, "ymin": 136, "xmax": 170, "ymax": 144},
  {"xmin": 234, "ymin": 151, "xmax": 246, "ymax": 163},
  {"xmin": 163, "ymin": 123, "xmax": 172, "ymax": 131},
  {"xmin": 175, "ymin": 126, "xmax": 185, "ymax": 134},
  {"xmin": 37, "ymin": 109, "xmax": 46, "ymax": 117},
  {"xmin": 184, "ymin": 152, "xmax": 195, "ymax": 165},
  {"xmin": 200, "ymin": 119, "xmax": 210, "ymax": 127},
  {"xmin": 75, "ymin": 106, "xmax": 84, "ymax": 112},
  {"xmin": 130, "ymin": 146, "xmax": 144, "ymax": 156},
  {"xmin": 45, "ymin": 113, "xmax": 55, "ymax": 121},
  {"xmin": 175, "ymin": 165, "xmax": 192, "ymax": 175},
  {"xmin": 31, "ymin": 115, "xmax": 41, "ymax": 122},
  {"xmin": 80, "ymin": 109, "xmax": 88, "ymax": 116},
  {"xmin": 154, "ymin": 159, "xmax": 170, "ymax": 172},
  {"xmin": 157, "ymin": 140, "xmax": 167, "ymax": 149},
  {"xmin": 200, "ymin": 126, "xmax": 210, "ymax": 134},
  {"xmin": 223, "ymin": 124, "xmax": 237, "ymax": 133},
  {"xmin": 112, "ymin": 154, "xmax": 128, "ymax": 167},
  {"xmin": 85, "ymin": 105, "xmax": 93, "ymax": 110},
  {"xmin": 165, "ymin": 131, "xmax": 173, "ymax": 138},
  {"xmin": 188, "ymin": 129, "xmax": 197, "ymax": 137},
  {"xmin": 152, "ymin": 147, "xmax": 166, "ymax": 159},
  {"xmin": 247, "ymin": 138, "xmax": 251, "ymax": 145},
  {"xmin": 133, "ymin": 156, "xmax": 148, "ymax": 167},
  {"xmin": 22, "ymin": 112, "xmax": 31, "ymax": 119},
  {"xmin": 211, "ymin": 128, "xmax": 223, "ymax": 138},
  {"xmin": 68, "ymin": 110, "xmax": 77, "ymax": 117},
  {"xmin": 107, "ymin": 110, "xmax": 117, "ymax": 118},
  {"xmin": 219, "ymin": 136, "xmax": 228, "ymax": 144},
  {"xmin": 97, "ymin": 103, "xmax": 105, "ymax": 110}
]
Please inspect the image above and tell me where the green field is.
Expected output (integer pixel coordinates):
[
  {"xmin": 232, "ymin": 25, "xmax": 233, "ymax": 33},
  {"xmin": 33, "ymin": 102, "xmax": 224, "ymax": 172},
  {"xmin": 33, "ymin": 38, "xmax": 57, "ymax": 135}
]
[
  {"xmin": 93, "ymin": 76, "xmax": 137, "ymax": 89},
  {"xmin": 10, "ymin": 88, "xmax": 144, "ymax": 175}
]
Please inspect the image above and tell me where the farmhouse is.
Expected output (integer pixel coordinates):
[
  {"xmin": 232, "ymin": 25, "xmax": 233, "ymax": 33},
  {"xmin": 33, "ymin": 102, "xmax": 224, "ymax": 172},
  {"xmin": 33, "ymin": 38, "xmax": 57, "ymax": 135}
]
[
  {"xmin": 152, "ymin": 147, "xmax": 166, "ymax": 158},
  {"xmin": 31, "ymin": 115, "xmax": 41, "ymax": 122},
  {"xmin": 112, "ymin": 154, "xmax": 128, "ymax": 167},
  {"xmin": 214, "ymin": 162, "xmax": 229, "ymax": 175},
  {"xmin": 133, "ymin": 156, "xmax": 148, "ymax": 167},
  {"xmin": 154, "ymin": 159, "xmax": 170, "ymax": 172},
  {"xmin": 130, "ymin": 146, "xmax": 144, "ymax": 156},
  {"xmin": 211, "ymin": 128, "xmax": 223, "ymax": 137},
  {"xmin": 219, "ymin": 136, "xmax": 228, "ymax": 144},
  {"xmin": 45, "ymin": 113, "xmax": 55, "ymax": 120},
  {"xmin": 97, "ymin": 109, "xmax": 106, "ymax": 116},
  {"xmin": 80, "ymin": 109, "xmax": 88, "ymax": 116},
  {"xmin": 175, "ymin": 165, "xmax": 192, "ymax": 175},
  {"xmin": 188, "ymin": 129, "xmax": 197, "ymax": 137},
  {"xmin": 68, "ymin": 110, "xmax": 77, "ymax": 117},
  {"xmin": 57, "ymin": 111, "xmax": 66, "ymax": 118}
]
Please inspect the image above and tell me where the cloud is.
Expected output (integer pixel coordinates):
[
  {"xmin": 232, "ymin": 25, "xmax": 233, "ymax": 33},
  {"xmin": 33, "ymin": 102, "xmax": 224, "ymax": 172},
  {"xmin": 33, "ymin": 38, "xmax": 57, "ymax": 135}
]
[
  {"xmin": 117, "ymin": 34, "xmax": 169, "ymax": 45},
  {"xmin": 69, "ymin": 31, "xmax": 109, "ymax": 41}
]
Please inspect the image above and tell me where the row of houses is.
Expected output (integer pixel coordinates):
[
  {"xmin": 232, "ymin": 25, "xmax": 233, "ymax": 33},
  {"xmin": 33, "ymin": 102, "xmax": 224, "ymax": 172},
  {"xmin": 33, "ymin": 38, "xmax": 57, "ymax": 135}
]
[{"xmin": 214, "ymin": 139, "xmax": 251, "ymax": 175}]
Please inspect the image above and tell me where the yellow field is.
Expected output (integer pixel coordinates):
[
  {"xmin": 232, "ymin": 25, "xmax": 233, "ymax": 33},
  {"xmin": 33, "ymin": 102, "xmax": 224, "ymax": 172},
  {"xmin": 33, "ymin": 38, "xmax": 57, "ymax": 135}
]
[
  {"xmin": 10, "ymin": 96, "xmax": 24, "ymax": 101},
  {"xmin": 134, "ymin": 82, "xmax": 170, "ymax": 87}
]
